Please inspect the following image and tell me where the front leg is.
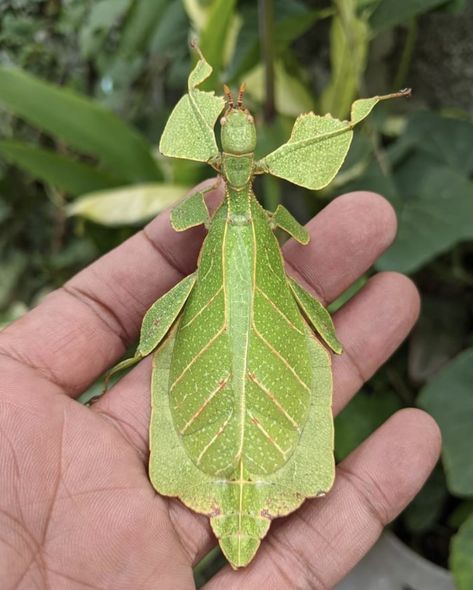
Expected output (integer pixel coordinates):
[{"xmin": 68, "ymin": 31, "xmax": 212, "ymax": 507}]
[
  {"xmin": 99, "ymin": 273, "xmax": 197, "ymax": 393},
  {"xmin": 269, "ymin": 204, "xmax": 309, "ymax": 245},
  {"xmin": 171, "ymin": 180, "xmax": 220, "ymax": 231}
]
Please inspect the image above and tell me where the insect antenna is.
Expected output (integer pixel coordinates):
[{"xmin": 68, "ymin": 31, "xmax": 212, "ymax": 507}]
[
  {"xmin": 237, "ymin": 82, "xmax": 246, "ymax": 108},
  {"xmin": 223, "ymin": 84, "xmax": 234, "ymax": 109}
]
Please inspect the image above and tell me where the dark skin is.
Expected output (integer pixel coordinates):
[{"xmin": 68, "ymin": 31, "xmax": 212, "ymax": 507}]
[{"xmin": 0, "ymin": 182, "xmax": 440, "ymax": 589}]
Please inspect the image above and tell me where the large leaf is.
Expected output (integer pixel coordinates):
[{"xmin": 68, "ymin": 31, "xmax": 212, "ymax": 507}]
[
  {"xmin": 418, "ymin": 349, "xmax": 473, "ymax": 497},
  {"xmin": 394, "ymin": 111, "xmax": 473, "ymax": 177},
  {"xmin": 451, "ymin": 512, "xmax": 473, "ymax": 590},
  {"xmin": 0, "ymin": 67, "xmax": 160, "ymax": 182},
  {"xmin": 67, "ymin": 183, "xmax": 189, "ymax": 226},
  {"xmin": 0, "ymin": 141, "xmax": 119, "ymax": 195},
  {"xmin": 377, "ymin": 162, "xmax": 473, "ymax": 273}
]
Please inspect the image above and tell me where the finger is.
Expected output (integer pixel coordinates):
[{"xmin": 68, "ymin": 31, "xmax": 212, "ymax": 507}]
[
  {"xmin": 93, "ymin": 270, "xmax": 419, "ymax": 564},
  {"xmin": 284, "ymin": 191, "xmax": 397, "ymax": 305},
  {"xmin": 0, "ymin": 179, "xmax": 224, "ymax": 397},
  {"xmin": 331, "ymin": 270, "xmax": 420, "ymax": 414},
  {"xmin": 203, "ymin": 409, "xmax": 441, "ymax": 589},
  {"xmin": 0, "ymin": 190, "xmax": 395, "ymax": 398}
]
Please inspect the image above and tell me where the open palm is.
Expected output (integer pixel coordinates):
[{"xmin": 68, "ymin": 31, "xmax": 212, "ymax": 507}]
[{"xmin": 0, "ymin": 183, "xmax": 440, "ymax": 590}]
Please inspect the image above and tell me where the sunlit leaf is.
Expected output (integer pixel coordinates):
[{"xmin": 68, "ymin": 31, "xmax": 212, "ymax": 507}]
[{"xmin": 67, "ymin": 183, "xmax": 189, "ymax": 226}]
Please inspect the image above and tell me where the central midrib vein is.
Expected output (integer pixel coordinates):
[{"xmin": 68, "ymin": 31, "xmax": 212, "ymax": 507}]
[{"xmin": 224, "ymin": 187, "xmax": 254, "ymax": 463}]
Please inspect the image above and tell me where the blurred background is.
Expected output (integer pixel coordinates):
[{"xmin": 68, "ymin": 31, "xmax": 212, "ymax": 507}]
[{"xmin": 0, "ymin": 0, "xmax": 472, "ymax": 587}]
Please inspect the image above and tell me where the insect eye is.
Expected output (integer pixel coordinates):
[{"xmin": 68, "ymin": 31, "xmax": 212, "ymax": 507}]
[
  {"xmin": 246, "ymin": 114, "xmax": 254, "ymax": 123},
  {"xmin": 220, "ymin": 117, "xmax": 227, "ymax": 125}
]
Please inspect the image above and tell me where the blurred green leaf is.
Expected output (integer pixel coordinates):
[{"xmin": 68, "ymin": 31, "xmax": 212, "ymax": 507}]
[
  {"xmin": 403, "ymin": 467, "xmax": 448, "ymax": 533},
  {"xmin": 321, "ymin": 0, "xmax": 369, "ymax": 118},
  {"xmin": 0, "ymin": 67, "xmax": 161, "ymax": 182},
  {"xmin": 119, "ymin": 0, "xmax": 168, "ymax": 56},
  {"xmin": 419, "ymin": 349, "xmax": 473, "ymax": 497},
  {"xmin": 449, "ymin": 500, "xmax": 473, "ymax": 529},
  {"xmin": 335, "ymin": 389, "xmax": 401, "ymax": 460},
  {"xmin": 0, "ymin": 251, "xmax": 27, "ymax": 308},
  {"xmin": 245, "ymin": 61, "xmax": 313, "ymax": 117},
  {"xmin": 377, "ymin": 164, "xmax": 473, "ymax": 273},
  {"xmin": 183, "ymin": 0, "xmax": 209, "ymax": 31},
  {"xmin": 0, "ymin": 140, "xmax": 120, "ymax": 195},
  {"xmin": 67, "ymin": 183, "xmax": 189, "ymax": 226},
  {"xmin": 227, "ymin": 1, "xmax": 328, "ymax": 82},
  {"xmin": 395, "ymin": 111, "xmax": 473, "ymax": 176},
  {"xmin": 451, "ymin": 512, "xmax": 473, "ymax": 590},
  {"xmin": 79, "ymin": 0, "xmax": 130, "ymax": 58},
  {"xmin": 150, "ymin": 0, "xmax": 189, "ymax": 54},
  {"xmin": 409, "ymin": 296, "xmax": 469, "ymax": 383},
  {"xmin": 369, "ymin": 0, "xmax": 448, "ymax": 32},
  {"xmin": 199, "ymin": 0, "xmax": 237, "ymax": 90},
  {"xmin": 0, "ymin": 300, "xmax": 28, "ymax": 330}
]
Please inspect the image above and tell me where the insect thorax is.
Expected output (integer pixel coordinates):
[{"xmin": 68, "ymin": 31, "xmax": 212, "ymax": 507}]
[{"xmin": 222, "ymin": 152, "xmax": 254, "ymax": 189}]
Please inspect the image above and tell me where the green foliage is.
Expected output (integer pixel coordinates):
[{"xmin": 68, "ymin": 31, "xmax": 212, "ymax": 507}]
[
  {"xmin": 0, "ymin": 0, "xmax": 472, "ymax": 581},
  {"xmin": 0, "ymin": 140, "xmax": 118, "ymax": 195},
  {"xmin": 451, "ymin": 513, "xmax": 473, "ymax": 590},
  {"xmin": 0, "ymin": 66, "xmax": 160, "ymax": 182},
  {"xmin": 369, "ymin": 0, "xmax": 450, "ymax": 32},
  {"xmin": 344, "ymin": 112, "xmax": 473, "ymax": 273},
  {"xmin": 419, "ymin": 349, "xmax": 473, "ymax": 497},
  {"xmin": 67, "ymin": 183, "xmax": 190, "ymax": 226},
  {"xmin": 335, "ymin": 389, "xmax": 401, "ymax": 460}
]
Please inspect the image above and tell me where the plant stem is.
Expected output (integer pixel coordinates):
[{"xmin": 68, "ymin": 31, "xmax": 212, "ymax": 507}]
[
  {"xmin": 394, "ymin": 19, "xmax": 417, "ymax": 91},
  {"xmin": 259, "ymin": 0, "xmax": 276, "ymax": 122}
]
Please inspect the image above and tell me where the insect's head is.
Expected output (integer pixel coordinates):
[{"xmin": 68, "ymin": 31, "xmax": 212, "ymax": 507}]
[{"xmin": 220, "ymin": 83, "xmax": 256, "ymax": 155}]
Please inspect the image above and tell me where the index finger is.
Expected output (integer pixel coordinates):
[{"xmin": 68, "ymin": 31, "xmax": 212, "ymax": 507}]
[{"xmin": 0, "ymin": 180, "xmax": 223, "ymax": 397}]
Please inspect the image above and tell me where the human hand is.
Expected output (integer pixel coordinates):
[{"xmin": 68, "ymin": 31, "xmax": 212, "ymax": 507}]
[{"xmin": 0, "ymin": 182, "xmax": 440, "ymax": 589}]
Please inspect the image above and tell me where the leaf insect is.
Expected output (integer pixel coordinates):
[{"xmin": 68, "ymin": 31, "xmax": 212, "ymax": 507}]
[{"xmin": 107, "ymin": 45, "xmax": 410, "ymax": 568}]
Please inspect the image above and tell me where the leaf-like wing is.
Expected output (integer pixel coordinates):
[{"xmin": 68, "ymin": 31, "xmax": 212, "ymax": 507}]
[
  {"xmin": 159, "ymin": 50, "xmax": 225, "ymax": 162},
  {"xmin": 258, "ymin": 90, "xmax": 411, "ymax": 190}
]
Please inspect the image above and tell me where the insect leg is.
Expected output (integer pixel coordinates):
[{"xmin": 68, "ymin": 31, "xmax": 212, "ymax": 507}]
[
  {"xmin": 100, "ymin": 272, "xmax": 197, "ymax": 393},
  {"xmin": 269, "ymin": 204, "xmax": 309, "ymax": 245},
  {"xmin": 289, "ymin": 277, "xmax": 343, "ymax": 354},
  {"xmin": 171, "ymin": 181, "xmax": 220, "ymax": 231}
]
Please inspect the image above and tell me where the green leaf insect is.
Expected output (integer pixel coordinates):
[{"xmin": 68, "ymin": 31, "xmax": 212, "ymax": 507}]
[{"xmin": 108, "ymin": 46, "xmax": 410, "ymax": 568}]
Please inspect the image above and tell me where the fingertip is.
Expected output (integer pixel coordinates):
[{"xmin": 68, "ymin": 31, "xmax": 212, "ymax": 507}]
[
  {"xmin": 333, "ymin": 191, "xmax": 398, "ymax": 251},
  {"xmin": 389, "ymin": 407, "xmax": 442, "ymax": 464},
  {"xmin": 369, "ymin": 271, "xmax": 421, "ymax": 326}
]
